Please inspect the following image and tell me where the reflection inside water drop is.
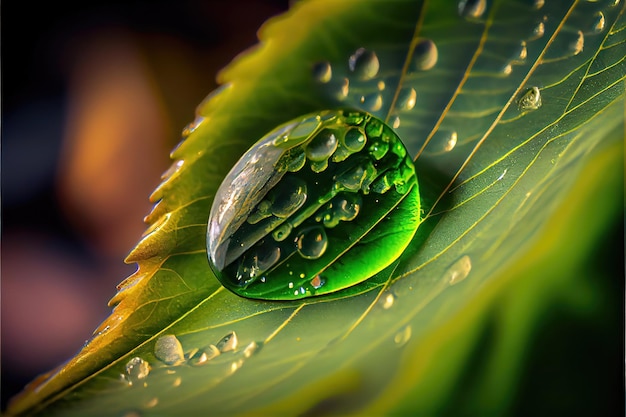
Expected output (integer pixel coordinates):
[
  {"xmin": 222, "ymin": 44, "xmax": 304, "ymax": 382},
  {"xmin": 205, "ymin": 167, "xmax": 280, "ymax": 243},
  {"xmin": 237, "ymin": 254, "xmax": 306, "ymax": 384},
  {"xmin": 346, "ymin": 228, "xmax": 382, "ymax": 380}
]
[{"xmin": 518, "ymin": 86, "xmax": 542, "ymax": 111}]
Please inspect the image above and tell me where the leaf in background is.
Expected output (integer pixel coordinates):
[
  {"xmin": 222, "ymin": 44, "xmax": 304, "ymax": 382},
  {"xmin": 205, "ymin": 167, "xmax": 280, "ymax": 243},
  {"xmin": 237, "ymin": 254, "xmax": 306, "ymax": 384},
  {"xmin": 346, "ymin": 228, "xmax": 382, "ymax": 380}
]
[{"xmin": 8, "ymin": 0, "xmax": 624, "ymax": 415}]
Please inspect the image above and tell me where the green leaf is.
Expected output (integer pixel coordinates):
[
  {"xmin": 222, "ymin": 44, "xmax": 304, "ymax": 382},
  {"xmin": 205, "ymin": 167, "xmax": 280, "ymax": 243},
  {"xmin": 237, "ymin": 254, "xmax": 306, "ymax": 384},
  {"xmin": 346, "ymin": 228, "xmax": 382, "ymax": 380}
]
[{"xmin": 8, "ymin": 0, "xmax": 624, "ymax": 415}]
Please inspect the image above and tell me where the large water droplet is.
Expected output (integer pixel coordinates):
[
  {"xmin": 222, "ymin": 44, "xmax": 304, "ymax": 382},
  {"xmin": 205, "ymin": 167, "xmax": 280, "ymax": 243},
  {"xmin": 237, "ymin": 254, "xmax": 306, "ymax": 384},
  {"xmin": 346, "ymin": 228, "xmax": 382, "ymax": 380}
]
[
  {"xmin": 458, "ymin": 0, "xmax": 487, "ymax": 18},
  {"xmin": 154, "ymin": 335, "xmax": 185, "ymax": 366},
  {"xmin": 360, "ymin": 93, "xmax": 383, "ymax": 112},
  {"xmin": 125, "ymin": 357, "xmax": 150, "ymax": 385},
  {"xmin": 296, "ymin": 226, "xmax": 328, "ymax": 259},
  {"xmin": 446, "ymin": 255, "xmax": 472, "ymax": 285},
  {"xmin": 413, "ymin": 39, "xmax": 438, "ymax": 70},
  {"xmin": 348, "ymin": 48, "xmax": 380, "ymax": 80},
  {"xmin": 380, "ymin": 292, "xmax": 396, "ymax": 309},
  {"xmin": 312, "ymin": 61, "xmax": 332, "ymax": 83},
  {"xmin": 518, "ymin": 86, "xmax": 542, "ymax": 111}
]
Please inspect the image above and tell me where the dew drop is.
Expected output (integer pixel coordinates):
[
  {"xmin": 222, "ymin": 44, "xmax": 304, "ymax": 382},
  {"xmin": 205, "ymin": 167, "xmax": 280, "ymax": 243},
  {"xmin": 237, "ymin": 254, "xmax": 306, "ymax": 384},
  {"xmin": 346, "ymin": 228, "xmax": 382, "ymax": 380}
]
[
  {"xmin": 296, "ymin": 227, "xmax": 328, "ymax": 259},
  {"xmin": 394, "ymin": 325, "xmax": 412, "ymax": 346},
  {"xmin": 337, "ymin": 78, "xmax": 350, "ymax": 99},
  {"xmin": 533, "ymin": 0, "xmax": 544, "ymax": 9},
  {"xmin": 397, "ymin": 87, "xmax": 417, "ymax": 110},
  {"xmin": 502, "ymin": 63, "xmax": 513, "ymax": 76},
  {"xmin": 511, "ymin": 41, "xmax": 528, "ymax": 64},
  {"xmin": 125, "ymin": 357, "xmax": 150, "ymax": 385},
  {"xmin": 273, "ymin": 222, "xmax": 293, "ymax": 241},
  {"xmin": 518, "ymin": 86, "xmax": 542, "ymax": 111},
  {"xmin": 569, "ymin": 30, "xmax": 584, "ymax": 55},
  {"xmin": 348, "ymin": 48, "xmax": 380, "ymax": 80},
  {"xmin": 360, "ymin": 93, "xmax": 383, "ymax": 112},
  {"xmin": 380, "ymin": 292, "xmax": 396, "ymax": 309},
  {"xmin": 216, "ymin": 331, "xmax": 238, "ymax": 353},
  {"xmin": 270, "ymin": 176, "xmax": 308, "ymax": 218},
  {"xmin": 312, "ymin": 61, "xmax": 332, "ymax": 83},
  {"xmin": 377, "ymin": 80, "xmax": 386, "ymax": 91},
  {"xmin": 306, "ymin": 129, "xmax": 337, "ymax": 162},
  {"xmin": 243, "ymin": 341, "xmax": 260, "ymax": 358},
  {"xmin": 413, "ymin": 39, "xmax": 438, "ymax": 71},
  {"xmin": 458, "ymin": 0, "xmax": 487, "ymax": 19},
  {"xmin": 391, "ymin": 115, "xmax": 401, "ymax": 129},
  {"xmin": 145, "ymin": 398, "xmax": 159, "ymax": 408},
  {"xmin": 154, "ymin": 335, "xmax": 185, "ymax": 366},
  {"xmin": 310, "ymin": 274, "xmax": 326, "ymax": 289},
  {"xmin": 592, "ymin": 11, "xmax": 606, "ymax": 33},
  {"xmin": 160, "ymin": 160, "xmax": 184, "ymax": 180},
  {"xmin": 189, "ymin": 344, "xmax": 221, "ymax": 366},
  {"xmin": 181, "ymin": 115, "xmax": 205, "ymax": 139},
  {"xmin": 343, "ymin": 127, "xmax": 366, "ymax": 152},
  {"xmin": 430, "ymin": 129, "xmax": 458, "ymax": 153},
  {"xmin": 530, "ymin": 21, "xmax": 545, "ymax": 40},
  {"xmin": 446, "ymin": 255, "xmax": 472, "ymax": 285}
]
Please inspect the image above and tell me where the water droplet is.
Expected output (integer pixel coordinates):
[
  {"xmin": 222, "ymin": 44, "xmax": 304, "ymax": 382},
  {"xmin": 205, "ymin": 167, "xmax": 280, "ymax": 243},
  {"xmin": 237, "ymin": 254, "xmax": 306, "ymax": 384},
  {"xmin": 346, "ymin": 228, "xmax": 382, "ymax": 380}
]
[
  {"xmin": 154, "ymin": 335, "xmax": 185, "ymax": 366},
  {"xmin": 306, "ymin": 129, "xmax": 337, "ymax": 163},
  {"xmin": 189, "ymin": 344, "xmax": 221, "ymax": 366},
  {"xmin": 458, "ymin": 0, "xmax": 487, "ymax": 18},
  {"xmin": 312, "ymin": 61, "xmax": 332, "ymax": 83},
  {"xmin": 502, "ymin": 63, "xmax": 513, "ymax": 75},
  {"xmin": 125, "ymin": 357, "xmax": 150, "ymax": 385},
  {"xmin": 592, "ymin": 11, "xmax": 606, "ymax": 33},
  {"xmin": 310, "ymin": 274, "xmax": 326, "ymax": 289},
  {"xmin": 413, "ymin": 39, "xmax": 438, "ymax": 70},
  {"xmin": 530, "ymin": 21, "xmax": 545, "ymax": 40},
  {"xmin": 397, "ymin": 87, "xmax": 417, "ymax": 111},
  {"xmin": 533, "ymin": 0, "xmax": 544, "ymax": 9},
  {"xmin": 391, "ymin": 116, "xmax": 401, "ymax": 129},
  {"xmin": 270, "ymin": 177, "xmax": 308, "ymax": 218},
  {"xmin": 570, "ymin": 30, "xmax": 584, "ymax": 55},
  {"xmin": 394, "ymin": 325, "xmax": 412, "ymax": 346},
  {"xmin": 510, "ymin": 41, "xmax": 528, "ymax": 64},
  {"xmin": 207, "ymin": 110, "xmax": 420, "ymax": 300},
  {"xmin": 296, "ymin": 227, "xmax": 328, "ymax": 259},
  {"xmin": 446, "ymin": 255, "xmax": 472, "ymax": 285},
  {"xmin": 216, "ymin": 331, "xmax": 238, "ymax": 353},
  {"xmin": 181, "ymin": 115, "xmax": 205, "ymax": 139},
  {"xmin": 337, "ymin": 78, "xmax": 350, "ymax": 99},
  {"xmin": 348, "ymin": 48, "xmax": 380, "ymax": 80},
  {"xmin": 429, "ymin": 129, "xmax": 458, "ymax": 153},
  {"xmin": 160, "ymin": 160, "xmax": 184, "ymax": 180},
  {"xmin": 518, "ymin": 86, "xmax": 542, "ymax": 111},
  {"xmin": 343, "ymin": 127, "xmax": 366, "ymax": 152},
  {"xmin": 243, "ymin": 341, "xmax": 260, "ymax": 358},
  {"xmin": 145, "ymin": 397, "xmax": 158, "ymax": 408},
  {"xmin": 273, "ymin": 222, "xmax": 293, "ymax": 241},
  {"xmin": 360, "ymin": 93, "xmax": 383, "ymax": 112},
  {"xmin": 380, "ymin": 292, "xmax": 396, "ymax": 309},
  {"xmin": 377, "ymin": 80, "xmax": 386, "ymax": 91}
]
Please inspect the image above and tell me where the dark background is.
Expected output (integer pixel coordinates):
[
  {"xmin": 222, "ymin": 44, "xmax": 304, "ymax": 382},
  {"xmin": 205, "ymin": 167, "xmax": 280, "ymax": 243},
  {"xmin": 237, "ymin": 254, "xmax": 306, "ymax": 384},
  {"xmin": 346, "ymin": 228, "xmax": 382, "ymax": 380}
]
[{"xmin": 1, "ymin": 0, "xmax": 289, "ymax": 409}]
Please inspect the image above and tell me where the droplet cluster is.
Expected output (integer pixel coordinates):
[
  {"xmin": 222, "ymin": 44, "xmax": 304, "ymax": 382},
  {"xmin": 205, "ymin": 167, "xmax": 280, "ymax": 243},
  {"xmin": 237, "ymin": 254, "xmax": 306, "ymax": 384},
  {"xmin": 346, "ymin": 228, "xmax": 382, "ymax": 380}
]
[{"xmin": 207, "ymin": 110, "xmax": 420, "ymax": 300}]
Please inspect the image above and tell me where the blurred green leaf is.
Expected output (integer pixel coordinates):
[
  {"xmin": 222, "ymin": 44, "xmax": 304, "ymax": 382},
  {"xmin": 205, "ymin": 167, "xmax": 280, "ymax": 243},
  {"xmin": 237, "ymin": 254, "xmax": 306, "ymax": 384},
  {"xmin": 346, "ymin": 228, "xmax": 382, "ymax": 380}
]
[{"xmin": 8, "ymin": 0, "xmax": 624, "ymax": 415}]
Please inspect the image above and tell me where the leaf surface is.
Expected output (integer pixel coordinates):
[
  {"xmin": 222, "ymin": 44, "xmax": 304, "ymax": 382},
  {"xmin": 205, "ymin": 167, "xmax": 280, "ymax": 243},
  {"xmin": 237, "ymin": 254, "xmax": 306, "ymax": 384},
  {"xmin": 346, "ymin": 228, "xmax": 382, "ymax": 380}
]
[{"xmin": 8, "ymin": 0, "xmax": 624, "ymax": 415}]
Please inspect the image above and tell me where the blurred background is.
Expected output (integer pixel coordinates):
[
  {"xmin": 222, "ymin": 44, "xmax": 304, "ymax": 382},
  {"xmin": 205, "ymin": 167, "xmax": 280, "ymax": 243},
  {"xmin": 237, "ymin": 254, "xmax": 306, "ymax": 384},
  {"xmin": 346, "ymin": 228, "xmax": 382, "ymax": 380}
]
[{"xmin": 1, "ymin": 0, "xmax": 289, "ymax": 408}]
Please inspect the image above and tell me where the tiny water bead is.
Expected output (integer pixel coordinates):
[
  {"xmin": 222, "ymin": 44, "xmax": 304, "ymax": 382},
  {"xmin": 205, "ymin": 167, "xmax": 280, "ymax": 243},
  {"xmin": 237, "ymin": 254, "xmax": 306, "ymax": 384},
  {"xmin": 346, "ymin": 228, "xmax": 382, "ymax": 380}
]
[
  {"xmin": 207, "ymin": 110, "xmax": 421, "ymax": 300},
  {"xmin": 518, "ymin": 86, "xmax": 542, "ymax": 111}
]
